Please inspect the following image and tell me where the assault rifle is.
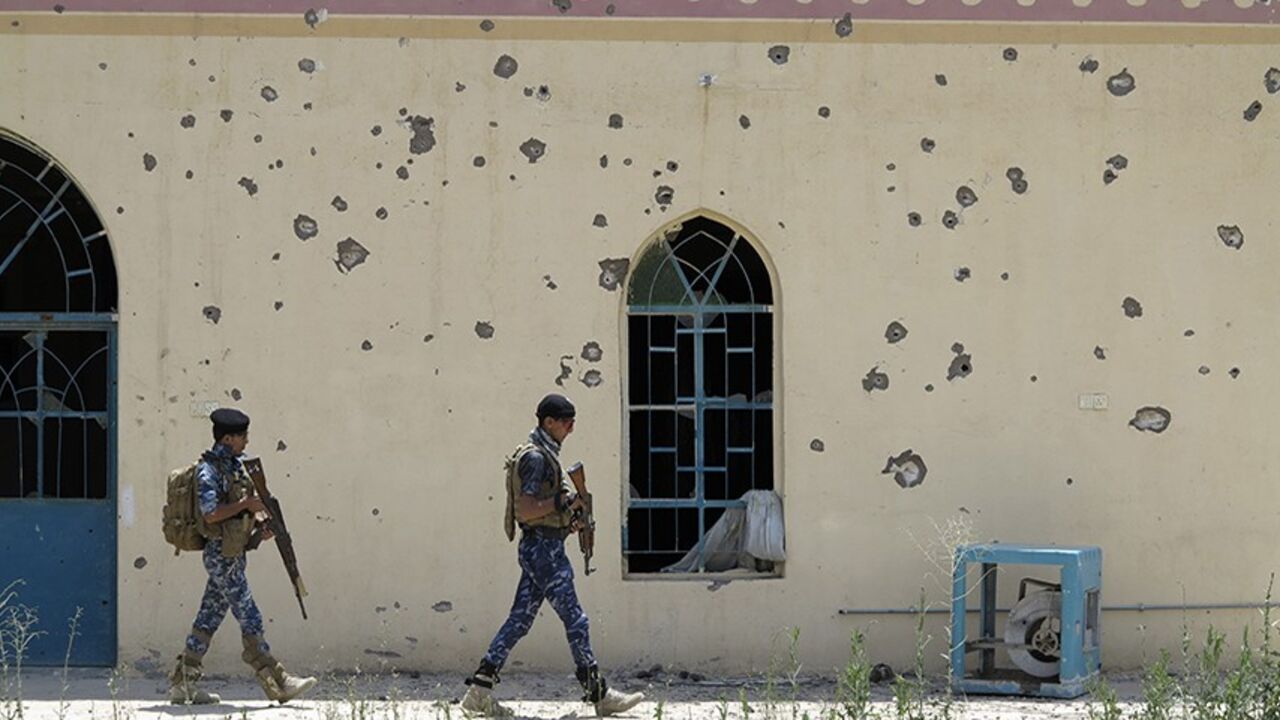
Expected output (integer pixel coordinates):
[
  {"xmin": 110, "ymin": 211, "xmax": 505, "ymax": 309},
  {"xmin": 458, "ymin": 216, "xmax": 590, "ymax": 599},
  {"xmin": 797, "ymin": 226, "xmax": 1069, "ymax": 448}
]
[
  {"xmin": 566, "ymin": 462, "xmax": 595, "ymax": 576},
  {"xmin": 241, "ymin": 457, "xmax": 309, "ymax": 619}
]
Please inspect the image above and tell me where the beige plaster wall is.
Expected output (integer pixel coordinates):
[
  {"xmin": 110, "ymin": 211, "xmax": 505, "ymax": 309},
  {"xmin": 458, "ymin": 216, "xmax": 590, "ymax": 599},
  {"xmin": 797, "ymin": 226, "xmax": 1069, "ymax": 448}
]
[{"xmin": 2, "ymin": 16, "xmax": 1279, "ymax": 675}]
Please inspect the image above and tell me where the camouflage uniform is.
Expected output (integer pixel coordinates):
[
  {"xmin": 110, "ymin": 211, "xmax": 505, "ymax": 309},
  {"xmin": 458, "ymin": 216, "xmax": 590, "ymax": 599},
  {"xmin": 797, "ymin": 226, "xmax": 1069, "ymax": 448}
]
[
  {"xmin": 184, "ymin": 443, "xmax": 270, "ymax": 658},
  {"xmin": 481, "ymin": 440, "xmax": 595, "ymax": 670}
]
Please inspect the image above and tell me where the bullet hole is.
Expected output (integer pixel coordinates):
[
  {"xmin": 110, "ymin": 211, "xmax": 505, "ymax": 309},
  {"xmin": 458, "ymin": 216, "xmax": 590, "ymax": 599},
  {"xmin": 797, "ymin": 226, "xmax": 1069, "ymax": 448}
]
[
  {"xmin": 272, "ymin": 253, "xmax": 281, "ymax": 261},
  {"xmin": 519, "ymin": 138, "xmax": 547, "ymax": 163},
  {"xmin": 887, "ymin": 165, "xmax": 896, "ymax": 173},
  {"xmin": 116, "ymin": 206, "xmax": 125, "ymax": 215},
  {"xmin": 1066, "ymin": 477, "xmax": 1074, "ymax": 486},
  {"xmin": 303, "ymin": 7, "xmax": 326, "ymax": 28},
  {"xmin": 274, "ymin": 301, "xmax": 283, "ymax": 311},
  {"xmin": 493, "ymin": 54, "xmax": 519, "ymax": 79},
  {"xmin": 1244, "ymin": 101, "xmax": 1263, "ymax": 122},
  {"xmin": 885, "ymin": 321, "xmax": 908, "ymax": 344},
  {"xmin": 1198, "ymin": 365, "xmax": 1211, "ymax": 375},
  {"xmin": 1122, "ymin": 296, "xmax": 1143, "ymax": 319},
  {"xmin": 433, "ymin": 601, "xmax": 454, "ymax": 613},
  {"xmin": 907, "ymin": 212, "xmax": 922, "ymax": 227},
  {"xmin": 920, "ymin": 137, "xmax": 935, "ymax": 153},
  {"xmin": 935, "ymin": 74, "xmax": 948, "ymax": 86},
  {"xmin": 261, "ymin": 86, "xmax": 279, "ymax": 102},
  {"xmin": 1029, "ymin": 375, "xmax": 1038, "ymax": 383},
  {"xmin": 480, "ymin": 18, "xmax": 495, "ymax": 31},
  {"xmin": 606, "ymin": 4, "xmax": 616, "ymax": 14},
  {"xmin": 375, "ymin": 207, "xmax": 389, "ymax": 220},
  {"xmin": 475, "ymin": 322, "xmax": 495, "ymax": 339},
  {"xmin": 882, "ymin": 449, "xmax": 927, "ymax": 489},
  {"xmin": 396, "ymin": 165, "xmax": 409, "ymax": 180},
  {"xmin": 274, "ymin": 159, "xmax": 284, "ymax": 169},
  {"xmin": 1107, "ymin": 69, "xmax": 1136, "ymax": 97},
  {"xmin": 361, "ymin": 340, "xmax": 373, "ymax": 351},
  {"xmin": 1218, "ymin": 224, "xmax": 1244, "ymax": 250},
  {"xmin": 552, "ymin": 0, "xmax": 572, "ymax": 12},
  {"xmin": 522, "ymin": 86, "xmax": 533, "ymax": 97},
  {"xmin": 623, "ymin": 158, "xmax": 633, "ymax": 166},
  {"xmin": 947, "ymin": 343, "xmax": 972, "ymax": 381},
  {"xmin": 99, "ymin": 62, "xmax": 107, "ymax": 70},
  {"xmin": 582, "ymin": 341, "xmax": 603, "ymax": 362},
  {"xmin": 608, "ymin": 113, "xmax": 624, "ymax": 129},
  {"xmin": 472, "ymin": 155, "xmax": 487, "ymax": 168},
  {"xmin": 1129, "ymin": 406, "xmax": 1171, "ymax": 434},
  {"xmin": 941, "ymin": 210, "xmax": 959, "ymax": 229},
  {"xmin": 535, "ymin": 85, "xmax": 551, "ymax": 102},
  {"xmin": 955, "ymin": 185, "xmax": 978, "ymax": 208},
  {"xmin": 298, "ymin": 58, "xmax": 316, "ymax": 73},
  {"xmin": 1267, "ymin": 68, "xmax": 1280, "ymax": 95},
  {"xmin": 332, "ymin": 195, "xmax": 348, "ymax": 212},
  {"xmin": 862, "ymin": 367, "xmax": 890, "ymax": 393},
  {"xmin": 768, "ymin": 45, "xmax": 790, "ymax": 65},
  {"xmin": 809, "ymin": 438, "xmax": 826, "ymax": 453},
  {"xmin": 217, "ymin": 108, "xmax": 233, "ymax": 123},
  {"xmin": 544, "ymin": 275, "xmax": 558, "ymax": 290},
  {"xmin": 834, "ymin": 11, "xmax": 855, "ymax": 37},
  {"xmin": 1002, "ymin": 47, "xmax": 1018, "ymax": 62},
  {"xmin": 739, "ymin": 115, "xmax": 751, "ymax": 130},
  {"xmin": 953, "ymin": 267, "xmax": 971, "ymax": 282},
  {"xmin": 370, "ymin": 124, "xmax": 383, "ymax": 136},
  {"xmin": 254, "ymin": 134, "xmax": 263, "ymax": 143},
  {"xmin": 1184, "ymin": 329, "xmax": 1196, "ymax": 337},
  {"xmin": 886, "ymin": 186, "xmax": 896, "ymax": 194},
  {"xmin": 421, "ymin": 334, "xmax": 435, "ymax": 344},
  {"xmin": 409, "ymin": 115, "xmax": 436, "ymax": 155},
  {"xmin": 143, "ymin": 153, "xmax": 157, "ymax": 172},
  {"xmin": 925, "ymin": 384, "xmax": 935, "ymax": 392},
  {"xmin": 666, "ymin": 160, "xmax": 679, "ymax": 172},
  {"xmin": 598, "ymin": 258, "xmax": 630, "ymax": 291},
  {"xmin": 185, "ymin": 170, "xmax": 194, "ymax": 180},
  {"xmin": 1094, "ymin": 346, "xmax": 1106, "ymax": 360},
  {"xmin": 599, "ymin": 155, "xmax": 609, "ymax": 169},
  {"xmin": 580, "ymin": 370, "xmax": 603, "ymax": 388},
  {"xmin": 180, "ymin": 114, "xmax": 196, "ymax": 129},
  {"xmin": 593, "ymin": 214, "xmax": 608, "ymax": 228},
  {"xmin": 1000, "ymin": 272, "xmax": 1010, "ymax": 281},
  {"xmin": 335, "ymin": 237, "xmax": 370, "ymax": 273},
  {"xmin": 293, "ymin": 214, "xmax": 318, "ymax": 241},
  {"xmin": 237, "ymin": 177, "xmax": 258, "ymax": 196},
  {"xmin": 230, "ymin": 388, "xmax": 242, "ymax": 401},
  {"xmin": 1079, "ymin": 57, "xmax": 1099, "ymax": 74},
  {"xmin": 202, "ymin": 306, "xmax": 222, "ymax": 324},
  {"xmin": 1229, "ymin": 367, "xmax": 1241, "ymax": 379},
  {"xmin": 1103, "ymin": 169, "xmax": 1118, "ymax": 185},
  {"xmin": 277, "ymin": 440, "xmax": 288, "ymax": 451},
  {"xmin": 133, "ymin": 557, "xmax": 147, "ymax": 569}
]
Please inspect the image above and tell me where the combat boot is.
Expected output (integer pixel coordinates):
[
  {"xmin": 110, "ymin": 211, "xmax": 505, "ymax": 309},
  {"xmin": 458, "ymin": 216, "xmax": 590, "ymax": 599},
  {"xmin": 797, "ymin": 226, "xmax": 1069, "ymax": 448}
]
[
  {"xmin": 241, "ymin": 634, "xmax": 317, "ymax": 704},
  {"xmin": 578, "ymin": 665, "xmax": 645, "ymax": 716},
  {"xmin": 167, "ymin": 652, "xmax": 221, "ymax": 705},
  {"xmin": 595, "ymin": 687, "xmax": 645, "ymax": 716},
  {"xmin": 461, "ymin": 684, "xmax": 515, "ymax": 718},
  {"xmin": 462, "ymin": 662, "xmax": 514, "ymax": 718}
]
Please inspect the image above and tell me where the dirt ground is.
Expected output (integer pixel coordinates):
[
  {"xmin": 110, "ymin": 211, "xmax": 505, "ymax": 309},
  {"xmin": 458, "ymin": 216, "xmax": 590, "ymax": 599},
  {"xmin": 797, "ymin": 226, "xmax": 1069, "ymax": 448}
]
[{"xmin": 6, "ymin": 667, "xmax": 1147, "ymax": 720}]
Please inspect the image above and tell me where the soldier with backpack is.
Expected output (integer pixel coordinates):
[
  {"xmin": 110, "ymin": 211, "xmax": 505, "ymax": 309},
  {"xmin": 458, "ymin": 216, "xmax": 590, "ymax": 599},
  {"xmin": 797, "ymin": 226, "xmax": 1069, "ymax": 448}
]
[
  {"xmin": 460, "ymin": 394, "xmax": 645, "ymax": 718},
  {"xmin": 164, "ymin": 408, "xmax": 317, "ymax": 705}
]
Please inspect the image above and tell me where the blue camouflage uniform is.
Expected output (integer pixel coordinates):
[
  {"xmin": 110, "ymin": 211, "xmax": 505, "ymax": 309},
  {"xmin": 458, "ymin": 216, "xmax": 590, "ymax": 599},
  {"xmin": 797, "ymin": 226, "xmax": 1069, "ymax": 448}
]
[
  {"xmin": 481, "ymin": 430, "xmax": 595, "ymax": 672},
  {"xmin": 184, "ymin": 443, "xmax": 270, "ymax": 657}
]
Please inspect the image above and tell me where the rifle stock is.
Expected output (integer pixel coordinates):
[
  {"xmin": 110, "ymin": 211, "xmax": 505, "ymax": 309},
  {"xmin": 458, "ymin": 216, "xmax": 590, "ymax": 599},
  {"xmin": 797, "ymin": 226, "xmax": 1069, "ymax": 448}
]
[
  {"xmin": 566, "ymin": 462, "xmax": 595, "ymax": 576},
  {"xmin": 241, "ymin": 457, "xmax": 309, "ymax": 620}
]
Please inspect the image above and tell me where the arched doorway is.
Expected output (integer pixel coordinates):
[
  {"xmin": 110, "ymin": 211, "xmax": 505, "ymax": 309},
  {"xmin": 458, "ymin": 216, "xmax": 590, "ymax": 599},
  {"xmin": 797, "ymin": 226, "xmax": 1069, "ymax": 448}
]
[{"xmin": 0, "ymin": 133, "xmax": 118, "ymax": 665}]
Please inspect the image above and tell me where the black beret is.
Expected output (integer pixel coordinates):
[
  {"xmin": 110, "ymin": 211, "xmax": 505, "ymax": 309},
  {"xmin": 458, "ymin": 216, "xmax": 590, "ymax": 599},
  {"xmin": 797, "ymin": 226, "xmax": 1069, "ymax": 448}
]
[
  {"xmin": 210, "ymin": 407, "xmax": 250, "ymax": 434},
  {"xmin": 536, "ymin": 393, "xmax": 576, "ymax": 420}
]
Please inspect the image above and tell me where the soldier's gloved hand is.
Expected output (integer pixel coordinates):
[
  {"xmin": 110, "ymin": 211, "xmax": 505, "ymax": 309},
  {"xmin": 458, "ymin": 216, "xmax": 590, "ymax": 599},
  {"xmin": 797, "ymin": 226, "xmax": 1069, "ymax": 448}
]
[{"xmin": 554, "ymin": 490, "xmax": 578, "ymax": 513}]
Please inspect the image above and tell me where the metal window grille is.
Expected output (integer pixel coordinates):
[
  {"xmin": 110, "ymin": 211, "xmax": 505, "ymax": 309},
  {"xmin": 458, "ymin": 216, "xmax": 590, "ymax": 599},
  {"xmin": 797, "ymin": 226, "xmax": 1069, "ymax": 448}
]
[{"xmin": 625, "ymin": 217, "xmax": 775, "ymax": 574}]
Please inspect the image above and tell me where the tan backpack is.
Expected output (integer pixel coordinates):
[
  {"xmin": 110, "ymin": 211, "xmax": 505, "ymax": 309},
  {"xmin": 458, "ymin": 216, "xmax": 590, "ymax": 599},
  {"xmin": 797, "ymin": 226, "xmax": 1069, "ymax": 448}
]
[
  {"xmin": 162, "ymin": 462, "xmax": 206, "ymax": 555},
  {"xmin": 503, "ymin": 444, "xmax": 538, "ymax": 541}
]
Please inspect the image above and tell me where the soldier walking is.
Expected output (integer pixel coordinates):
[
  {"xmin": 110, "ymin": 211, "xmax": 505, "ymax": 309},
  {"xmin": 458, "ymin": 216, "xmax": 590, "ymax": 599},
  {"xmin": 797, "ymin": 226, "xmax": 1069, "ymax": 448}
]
[
  {"xmin": 168, "ymin": 408, "xmax": 318, "ymax": 705},
  {"xmin": 461, "ymin": 394, "xmax": 645, "ymax": 717}
]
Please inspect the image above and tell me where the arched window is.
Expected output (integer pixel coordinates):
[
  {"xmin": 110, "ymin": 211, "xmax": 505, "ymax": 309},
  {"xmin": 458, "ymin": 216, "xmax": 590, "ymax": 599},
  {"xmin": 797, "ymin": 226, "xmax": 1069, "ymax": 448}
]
[
  {"xmin": 624, "ymin": 215, "xmax": 777, "ymax": 575},
  {"xmin": 0, "ymin": 132, "xmax": 118, "ymax": 666}
]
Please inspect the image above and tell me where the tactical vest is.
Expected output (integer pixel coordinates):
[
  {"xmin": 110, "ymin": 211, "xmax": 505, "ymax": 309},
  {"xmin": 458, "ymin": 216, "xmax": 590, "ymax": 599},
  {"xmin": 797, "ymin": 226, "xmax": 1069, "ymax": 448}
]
[
  {"xmin": 504, "ymin": 443, "xmax": 575, "ymax": 541},
  {"xmin": 196, "ymin": 459, "xmax": 258, "ymax": 558}
]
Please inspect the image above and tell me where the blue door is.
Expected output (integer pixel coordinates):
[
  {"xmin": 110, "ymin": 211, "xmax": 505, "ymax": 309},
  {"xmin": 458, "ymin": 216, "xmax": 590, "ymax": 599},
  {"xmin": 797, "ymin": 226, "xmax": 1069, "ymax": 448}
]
[{"xmin": 0, "ymin": 134, "xmax": 118, "ymax": 666}]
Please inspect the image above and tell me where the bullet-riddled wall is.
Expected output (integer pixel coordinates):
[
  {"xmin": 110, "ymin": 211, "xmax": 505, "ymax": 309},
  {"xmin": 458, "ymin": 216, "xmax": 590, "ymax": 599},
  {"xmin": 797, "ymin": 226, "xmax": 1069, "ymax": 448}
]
[{"xmin": 2, "ymin": 0, "xmax": 1279, "ymax": 676}]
